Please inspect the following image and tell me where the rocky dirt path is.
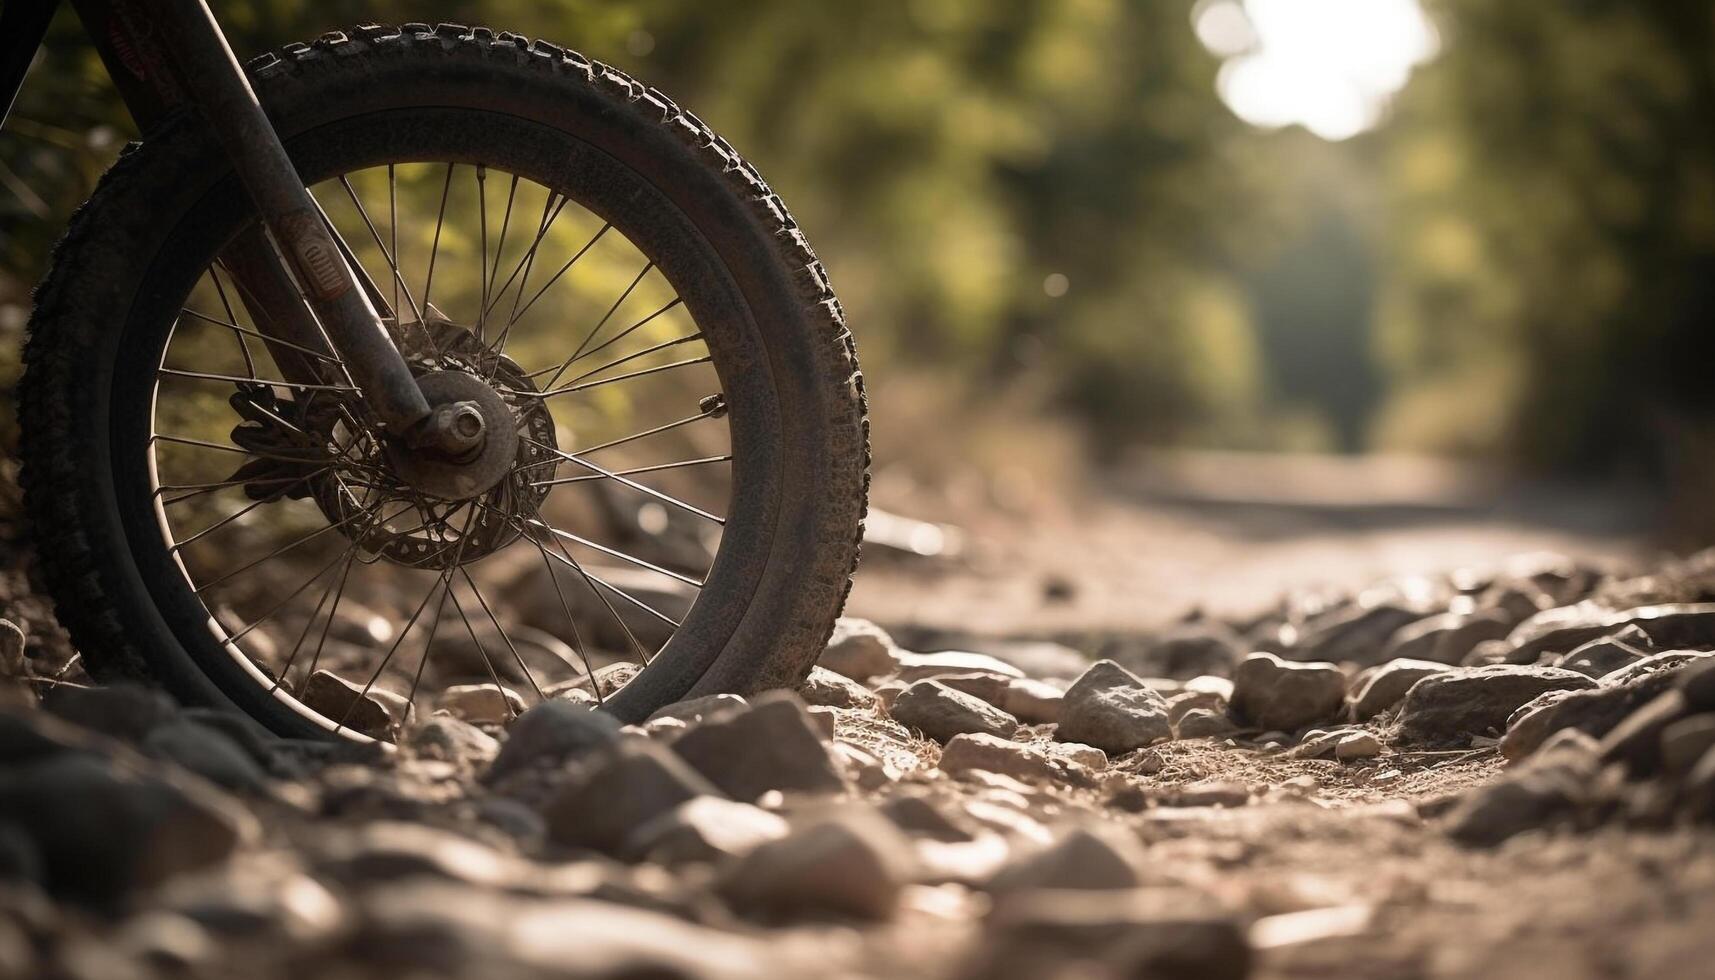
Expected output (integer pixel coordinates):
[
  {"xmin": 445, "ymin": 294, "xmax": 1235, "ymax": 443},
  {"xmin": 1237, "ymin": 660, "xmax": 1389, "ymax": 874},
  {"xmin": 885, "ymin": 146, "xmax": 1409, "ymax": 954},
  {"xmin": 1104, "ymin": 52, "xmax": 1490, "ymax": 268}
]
[{"xmin": 5, "ymin": 536, "xmax": 1715, "ymax": 978}]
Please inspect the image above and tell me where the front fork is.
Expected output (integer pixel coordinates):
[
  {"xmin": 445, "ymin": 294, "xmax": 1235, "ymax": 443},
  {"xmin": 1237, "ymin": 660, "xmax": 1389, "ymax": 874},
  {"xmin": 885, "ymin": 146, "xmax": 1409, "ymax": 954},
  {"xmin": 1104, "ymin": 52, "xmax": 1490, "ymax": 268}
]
[{"xmin": 62, "ymin": 0, "xmax": 480, "ymax": 452}]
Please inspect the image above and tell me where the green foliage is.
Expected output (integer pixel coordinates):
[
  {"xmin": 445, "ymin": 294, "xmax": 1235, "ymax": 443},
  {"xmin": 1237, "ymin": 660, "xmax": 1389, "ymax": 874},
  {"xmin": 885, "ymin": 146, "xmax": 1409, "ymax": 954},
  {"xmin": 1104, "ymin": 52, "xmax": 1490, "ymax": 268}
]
[{"xmin": 1375, "ymin": 0, "xmax": 1715, "ymax": 472}]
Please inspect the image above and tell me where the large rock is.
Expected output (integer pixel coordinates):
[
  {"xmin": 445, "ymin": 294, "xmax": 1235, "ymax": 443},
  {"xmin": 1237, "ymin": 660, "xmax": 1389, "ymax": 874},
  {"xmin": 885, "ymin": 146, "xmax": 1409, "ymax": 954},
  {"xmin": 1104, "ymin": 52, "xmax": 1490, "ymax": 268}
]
[
  {"xmin": 1503, "ymin": 602, "xmax": 1715, "ymax": 664},
  {"xmin": 718, "ymin": 808, "xmax": 913, "ymax": 921},
  {"xmin": 1055, "ymin": 660, "xmax": 1172, "ymax": 754},
  {"xmin": 141, "ymin": 719, "xmax": 269, "ymax": 793},
  {"xmin": 1347, "ymin": 659, "xmax": 1452, "ymax": 721},
  {"xmin": 939, "ymin": 732, "xmax": 1070, "ymax": 784},
  {"xmin": 484, "ymin": 699, "xmax": 622, "ymax": 783},
  {"xmin": 406, "ymin": 715, "xmax": 500, "ymax": 765},
  {"xmin": 299, "ymin": 670, "xmax": 397, "ymax": 738},
  {"xmin": 888, "ymin": 681, "xmax": 1017, "ymax": 743},
  {"xmin": 797, "ymin": 667, "xmax": 877, "ymax": 709},
  {"xmin": 1118, "ymin": 622, "xmax": 1243, "ymax": 680},
  {"xmin": 1393, "ymin": 665, "xmax": 1595, "ymax": 747},
  {"xmin": 974, "ymin": 888, "xmax": 1251, "ymax": 980},
  {"xmin": 0, "ymin": 716, "xmax": 256, "ymax": 908},
  {"xmin": 1002, "ymin": 678, "xmax": 1064, "ymax": 724},
  {"xmin": 987, "ymin": 826, "xmax": 1146, "ymax": 893},
  {"xmin": 669, "ymin": 692, "xmax": 846, "ymax": 800},
  {"xmin": 1384, "ymin": 609, "xmax": 1513, "ymax": 665},
  {"xmin": 625, "ymin": 796, "xmax": 789, "ymax": 866},
  {"xmin": 40, "ymin": 684, "xmax": 177, "ymax": 743},
  {"xmin": 1297, "ymin": 602, "xmax": 1426, "ymax": 666},
  {"xmin": 1444, "ymin": 734, "xmax": 1598, "ymax": 846},
  {"xmin": 1501, "ymin": 653, "xmax": 1705, "ymax": 760},
  {"xmin": 1595, "ymin": 660, "xmax": 1715, "ymax": 775},
  {"xmin": 437, "ymin": 684, "xmax": 525, "ymax": 725},
  {"xmin": 1230, "ymin": 653, "xmax": 1346, "ymax": 731},
  {"xmin": 1553, "ymin": 627, "xmax": 1650, "ymax": 678},
  {"xmin": 541, "ymin": 740, "xmax": 722, "ymax": 852},
  {"xmin": 894, "ymin": 650, "xmax": 1025, "ymax": 682},
  {"xmin": 818, "ymin": 618, "xmax": 900, "ymax": 681}
]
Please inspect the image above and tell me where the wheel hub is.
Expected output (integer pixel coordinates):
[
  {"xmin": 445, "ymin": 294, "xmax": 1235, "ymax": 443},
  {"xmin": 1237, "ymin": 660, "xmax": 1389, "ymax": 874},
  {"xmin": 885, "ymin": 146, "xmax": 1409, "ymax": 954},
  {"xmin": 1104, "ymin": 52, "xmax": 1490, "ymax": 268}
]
[{"xmin": 387, "ymin": 370, "xmax": 517, "ymax": 500}]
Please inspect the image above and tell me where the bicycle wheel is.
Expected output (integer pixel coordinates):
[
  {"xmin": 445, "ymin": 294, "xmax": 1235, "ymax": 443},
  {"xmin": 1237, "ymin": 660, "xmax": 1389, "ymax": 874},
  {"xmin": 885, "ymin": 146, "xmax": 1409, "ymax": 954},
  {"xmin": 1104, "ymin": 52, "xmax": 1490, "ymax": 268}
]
[{"xmin": 19, "ymin": 24, "xmax": 868, "ymax": 738}]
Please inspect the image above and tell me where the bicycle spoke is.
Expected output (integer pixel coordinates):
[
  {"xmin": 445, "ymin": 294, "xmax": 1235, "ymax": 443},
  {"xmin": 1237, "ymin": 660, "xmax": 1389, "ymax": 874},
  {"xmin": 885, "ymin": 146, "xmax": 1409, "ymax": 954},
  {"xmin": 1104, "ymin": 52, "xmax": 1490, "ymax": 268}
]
[
  {"xmin": 519, "ymin": 436, "xmax": 723, "ymax": 525},
  {"xmin": 507, "ymin": 222, "xmax": 610, "ymax": 326},
  {"xmin": 169, "ymin": 469, "xmax": 331, "ymax": 552},
  {"xmin": 513, "ymin": 510, "xmax": 601, "ymax": 699},
  {"xmin": 422, "ymin": 162, "xmax": 454, "ymax": 310},
  {"xmin": 177, "ymin": 309, "xmax": 342, "ymax": 365},
  {"xmin": 555, "ymin": 331, "xmax": 705, "ymax": 389},
  {"xmin": 524, "ymin": 496, "xmax": 653, "ymax": 666},
  {"xmin": 206, "ymin": 266, "xmax": 257, "ymax": 377},
  {"xmin": 339, "ymin": 172, "xmax": 423, "ymax": 323},
  {"xmin": 158, "ymin": 367, "xmax": 358, "ymax": 393},
  {"xmin": 457, "ymin": 565, "xmax": 550, "ymax": 702},
  {"xmin": 528, "ymin": 454, "xmax": 731, "ymax": 489},
  {"xmin": 542, "ymin": 261, "xmax": 654, "ymax": 390},
  {"xmin": 525, "ymin": 298, "xmax": 684, "ymax": 382}
]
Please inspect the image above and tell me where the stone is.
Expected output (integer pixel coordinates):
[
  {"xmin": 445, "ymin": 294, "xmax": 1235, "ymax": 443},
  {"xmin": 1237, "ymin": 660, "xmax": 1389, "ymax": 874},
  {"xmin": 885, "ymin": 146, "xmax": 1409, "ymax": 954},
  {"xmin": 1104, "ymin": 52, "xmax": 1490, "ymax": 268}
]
[
  {"xmin": 1298, "ymin": 602, "xmax": 1425, "ymax": 666},
  {"xmin": 625, "ymin": 796, "xmax": 789, "ymax": 865},
  {"xmin": 1600, "ymin": 650, "xmax": 1711, "ymax": 689},
  {"xmin": 0, "ymin": 620, "xmax": 25, "ymax": 679},
  {"xmin": 669, "ymin": 691, "xmax": 847, "ymax": 800},
  {"xmin": 1504, "ymin": 602, "xmax": 1715, "ymax": 664},
  {"xmin": 317, "ymin": 821, "xmax": 516, "ymax": 887},
  {"xmin": 1661, "ymin": 715, "xmax": 1715, "ymax": 777},
  {"xmin": 963, "ymin": 639, "xmax": 1089, "ymax": 680},
  {"xmin": 436, "ymin": 684, "xmax": 525, "ymax": 725},
  {"xmin": 0, "ymin": 750, "xmax": 255, "ymax": 909},
  {"xmin": 988, "ymin": 826, "xmax": 1146, "ymax": 893},
  {"xmin": 1384, "ymin": 609, "xmax": 1513, "ymax": 665},
  {"xmin": 1167, "ymin": 690, "xmax": 1226, "ymax": 723},
  {"xmin": 1554, "ymin": 629, "xmax": 1649, "ymax": 678},
  {"xmin": 646, "ymin": 693, "xmax": 746, "ymax": 725},
  {"xmin": 141, "ymin": 719, "xmax": 268, "ymax": 793},
  {"xmin": 1049, "ymin": 742, "xmax": 1108, "ymax": 770},
  {"xmin": 889, "ymin": 680, "xmax": 1018, "ymax": 743},
  {"xmin": 299, "ymin": 671, "xmax": 396, "ymax": 738},
  {"xmin": 798, "ymin": 667, "xmax": 877, "ymax": 709},
  {"xmin": 1681, "ymin": 658, "xmax": 1715, "ymax": 710},
  {"xmin": 546, "ymin": 663, "xmax": 641, "ymax": 700},
  {"xmin": 1119, "ymin": 622, "xmax": 1243, "ymax": 680},
  {"xmin": 1002, "ymin": 678, "xmax": 1064, "ymax": 724},
  {"xmin": 1500, "ymin": 656, "xmax": 1693, "ymax": 760},
  {"xmin": 406, "ymin": 715, "xmax": 500, "ymax": 764},
  {"xmin": 1598, "ymin": 689, "xmax": 1691, "ymax": 776},
  {"xmin": 894, "ymin": 650, "xmax": 1026, "ymax": 682},
  {"xmin": 1394, "ymin": 665, "xmax": 1596, "ymax": 747},
  {"xmin": 1230, "ymin": 653, "xmax": 1347, "ymax": 732},
  {"xmin": 1443, "ymin": 745, "xmax": 1596, "ymax": 846},
  {"xmin": 1175, "ymin": 708, "xmax": 1239, "ymax": 739},
  {"xmin": 978, "ymin": 888, "xmax": 1250, "ymax": 980},
  {"xmin": 1335, "ymin": 731, "xmax": 1383, "ymax": 760},
  {"xmin": 718, "ymin": 808, "xmax": 913, "ymax": 921},
  {"xmin": 541, "ymin": 741, "xmax": 722, "ymax": 852},
  {"xmin": 484, "ymin": 699, "xmax": 622, "ymax": 783},
  {"xmin": 819, "ymin": 618, "xmax": 900, "ymax": 681},
  {"xmin": 879, "ymin": 793, "xmax": 978, "ymax": 842},
  {"xmin": 1348, "ymin": 659, "xmax": 1453, "ymax": 721},
  {"xmin": 939, "ymin": 732, "xmax": 1069, "ymax": 783},
  {"xmin": 1167, "ymin": 780, "xmax": 1250, "ymax": 807},
  {"xmin": 1056, "ymin": 660, "xmax": 1172, "ymax": 754},
  {"xmin": 40, "ymin": 684, "xmax": 177, "ymax": 743}
]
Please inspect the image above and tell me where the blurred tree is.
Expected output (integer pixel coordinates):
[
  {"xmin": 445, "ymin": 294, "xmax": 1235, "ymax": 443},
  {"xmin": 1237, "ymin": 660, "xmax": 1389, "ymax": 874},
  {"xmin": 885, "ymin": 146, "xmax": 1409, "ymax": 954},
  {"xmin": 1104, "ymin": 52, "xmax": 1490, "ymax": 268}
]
[{"xmin": 1375, "ymin": 0, "xmax": 1715, "ymax": 476}]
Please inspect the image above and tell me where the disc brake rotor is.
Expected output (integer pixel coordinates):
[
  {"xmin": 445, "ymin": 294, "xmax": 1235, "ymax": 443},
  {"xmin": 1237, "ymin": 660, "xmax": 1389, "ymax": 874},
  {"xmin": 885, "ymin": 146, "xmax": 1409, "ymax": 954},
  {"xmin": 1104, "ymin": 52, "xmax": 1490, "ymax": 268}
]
[{"xmin": 226, "ymin": 316, "xmax": 558, "ymax": 569}]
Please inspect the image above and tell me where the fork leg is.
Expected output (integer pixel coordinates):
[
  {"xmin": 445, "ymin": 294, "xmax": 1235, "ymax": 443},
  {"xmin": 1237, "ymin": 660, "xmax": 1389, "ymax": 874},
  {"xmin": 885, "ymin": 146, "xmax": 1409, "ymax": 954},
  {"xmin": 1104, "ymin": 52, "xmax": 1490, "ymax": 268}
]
[{"xmin": 153, "ymin": 0, "xmax": 432, "ymax": 436}]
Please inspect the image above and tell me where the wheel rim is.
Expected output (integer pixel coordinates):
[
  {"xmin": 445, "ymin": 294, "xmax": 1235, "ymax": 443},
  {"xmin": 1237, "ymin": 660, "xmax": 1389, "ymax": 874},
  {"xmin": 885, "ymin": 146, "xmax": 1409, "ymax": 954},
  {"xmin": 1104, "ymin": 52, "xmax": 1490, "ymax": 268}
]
[{"xmin": 145, "ymin": 159, "xmax": 741, "ymax": 740}]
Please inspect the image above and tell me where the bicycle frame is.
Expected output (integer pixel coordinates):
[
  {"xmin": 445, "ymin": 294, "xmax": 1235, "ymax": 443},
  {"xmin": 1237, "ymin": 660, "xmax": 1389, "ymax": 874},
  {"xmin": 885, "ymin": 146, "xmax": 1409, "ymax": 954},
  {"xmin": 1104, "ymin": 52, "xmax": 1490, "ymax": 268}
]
[{"xmin": 0, "ymin": 0, "xmax": 480, "ymax": 451}]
